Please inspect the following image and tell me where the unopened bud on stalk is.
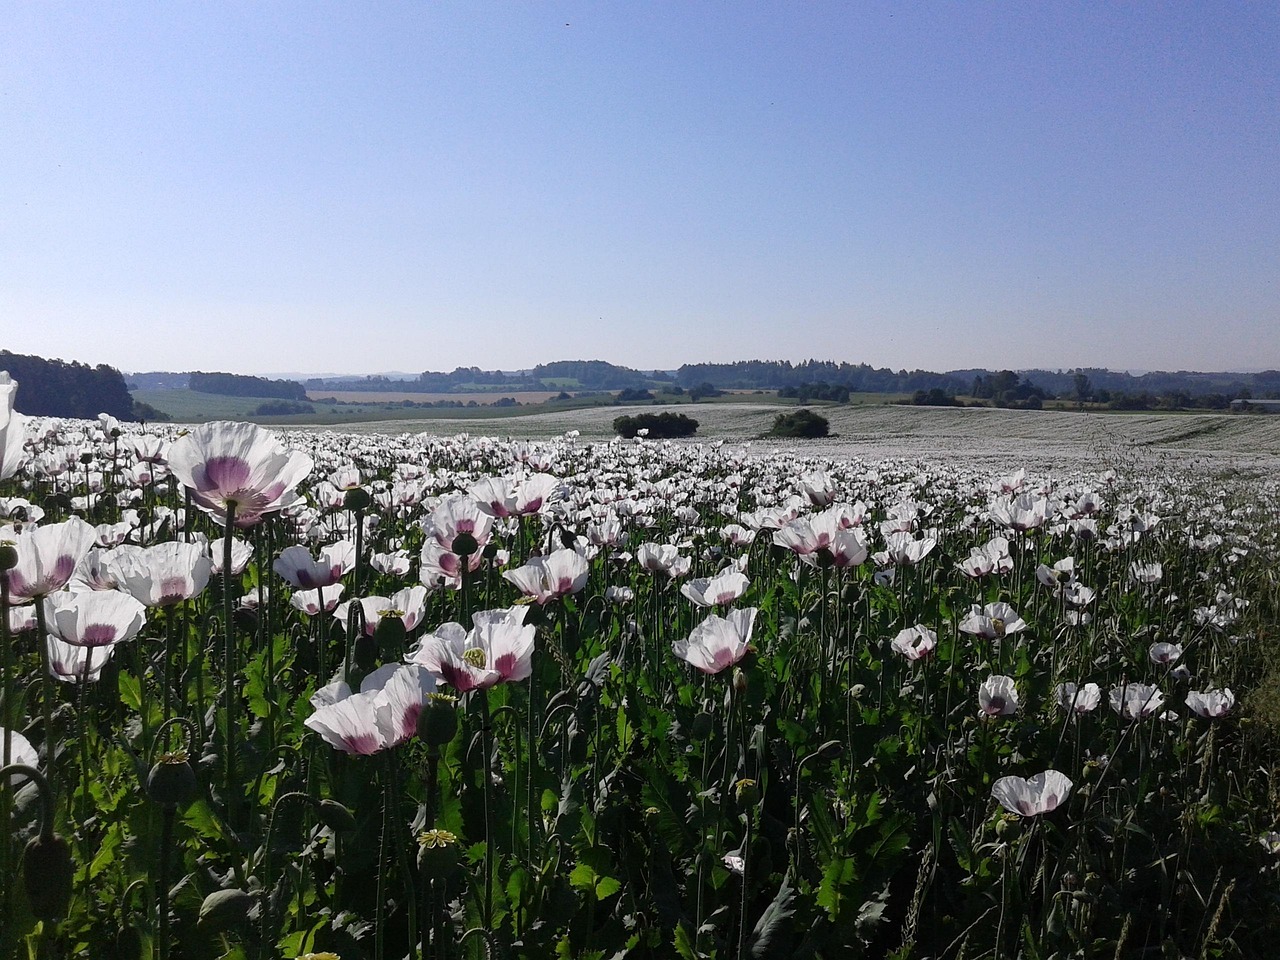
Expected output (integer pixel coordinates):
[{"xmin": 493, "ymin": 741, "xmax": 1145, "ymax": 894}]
[
  {"xmin": 482, "ymin": 542, "xmax": 500, "ymax": 561},
  {"xmin": 732, "ymin": 668, "xmax": 748, "ymax": 697},
  {"xmin": 817, "ymin": 740, "xmax": 843, "ymax": 761},
  {"xmin": 197, "ymin": 888, "xmax": 254, "ymax": 932},
  {"xmin": 354, "ymin": 634, "xmax": 378, "ymax": 673},
  {"xmin": 317, "ymin": 799, "xmax": 357, "ymax": 833},
  {"xmin": 232, "ymin": 607, "xmax": 258, "ymax": 634},
  {"xmin": 691, "ymin": 712, "xmax": 715, "ymax": 739},
  {"xmin": 23, "ymin": 833, "xmax": 73, "ymax": 921}
]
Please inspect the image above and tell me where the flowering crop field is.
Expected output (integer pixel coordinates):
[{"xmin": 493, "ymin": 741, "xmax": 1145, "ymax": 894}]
[{"xmin": 3, "ymin": 374, "xmax": 1280, "ymax": 959}]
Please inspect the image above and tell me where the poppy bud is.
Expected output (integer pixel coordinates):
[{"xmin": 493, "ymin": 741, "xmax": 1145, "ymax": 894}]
[
  {"xmin": 232, "ymin": 607, "xmax": 258, "ymax": 634},
  {"xmin": 317, "ymin": 799, "xmax": 357, "ymax": 833},
  {"xmin": 995, "ymin": 815, "xmax": 1021, "ymax": 840},
  {"xmin": 197, "ymin": 888, "xmax": 254, "ymax": 932},
  {"xmin": 147, "ymin": 750, "xmax": 198, "ymax": 807},
  {"xmin": 343, "ymin": 488, "xmax": 372, "ymax": 512},
  {"xmin": 417, "ymin": 693, "xmax": 459, "ymax": 748},
  {"xmin": 354, "ymin": 634, "xmax": 378, "ymax": 673},
  {"xmin": 416, "ymin": 829, "xmax": 460, "ymax": 880},
  {"xmin": 817, "ymin": 740, "xmax": 843, "ymax": 761},
  {"xmin": 732, "ymin": 668, "xmax": 748, "ymax": 697},
  {"xmin": 23, "ymin": 833, "xmax": 74, "ymax": 921},
  {"xmin": 482, "ymin": 542, "xmax": 499, "ymax": 561},
  {"xmin": 690, "ymin": 712, "xmax": 714, "ymax": 739}
]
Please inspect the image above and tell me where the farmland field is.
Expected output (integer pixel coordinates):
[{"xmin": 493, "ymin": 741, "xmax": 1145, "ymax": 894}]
[
  {"xmin": 2, "ymin": 401, "xmax": 1279, "ymax": 959},
  {"xmin": 307, "ymin": 390, "xmax": 565, "ymax": 405}
]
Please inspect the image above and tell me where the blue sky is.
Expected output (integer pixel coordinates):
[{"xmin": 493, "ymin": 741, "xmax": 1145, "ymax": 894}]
[{"xmin": 3, "ymin": 2, "xmax": 1276, "ymax": 375}]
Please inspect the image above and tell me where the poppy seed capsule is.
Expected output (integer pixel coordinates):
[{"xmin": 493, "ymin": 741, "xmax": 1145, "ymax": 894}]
[
  {"xmin": 374, "ymin": 614, "xmax": 407, "ymax": 657},
  {"xmin": 452, "ymin": 532, "xmax": 479, "ymax": 558},
  {"xmin": 23, "ymin": 833, "xmax": 74, "ymax": 921},
  {"xmin": 417, "ymin": 693, "xmax": 459, "ymax": 747},
  {"xmin": 147, "ymin": 750, "xmax": 197, "ymax": 807},
  {"xmin": 0, "ymin": 542, "xmax": 17, "ymax": 570},
  {"xmin": 342, "ymin": 487, "xmax": 372, "ymax": 512},
  {"xmin": 416, "ymin": 829, "xmax": 460, "ymax": 879}
]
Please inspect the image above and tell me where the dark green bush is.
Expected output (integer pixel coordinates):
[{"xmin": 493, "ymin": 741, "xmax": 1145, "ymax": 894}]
[
  {"xmin": 250, "ymin": 400, "xmax": 315, "ymax": 416},
  {"xmin": 613, "ymin": 412, "xmax": 699, "ymax": 438},
  {"xmin": 770, "ymin": 408, "xmax": 829, "ymax": 437}
]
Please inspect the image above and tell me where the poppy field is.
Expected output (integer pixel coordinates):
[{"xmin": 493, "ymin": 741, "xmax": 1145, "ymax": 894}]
[{"xmin": 2, "ymin": 374, "xmax": 1279, "ymax": 958}]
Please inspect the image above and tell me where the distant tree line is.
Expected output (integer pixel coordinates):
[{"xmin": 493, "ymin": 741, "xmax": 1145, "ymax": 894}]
[
  {"xmin": 676, "ymin": 360, "xmax": 963, "ymax": 393},
  {"xmin": 778, "ymin": 381, "xmax": 851, "ymax": 403},
  {"xmin": 297, "ymin": 359, "xmax": 1280, "ymax": 404},
  {"xmin": 0, "ymin": 350, "xmax": 151, "ymax": 421},
  {"xmin": 190, "ymin": 372, "xmax": 308, "ymax": 400}
]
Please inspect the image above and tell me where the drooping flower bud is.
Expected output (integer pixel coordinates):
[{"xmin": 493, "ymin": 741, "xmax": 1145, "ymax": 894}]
[{"xmin": 23, "ymin": 833, "xmax": 74, "ymax": 921}]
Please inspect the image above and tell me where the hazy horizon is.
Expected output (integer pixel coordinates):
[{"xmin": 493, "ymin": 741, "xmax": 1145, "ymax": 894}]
[{"xmin": 4, "ymin": 4, "xmax": 1276, "ymax": 376}]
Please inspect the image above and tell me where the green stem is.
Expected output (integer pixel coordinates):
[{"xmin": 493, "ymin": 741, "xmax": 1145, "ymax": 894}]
[{"xmin": 222, "ymin": 503, "xmax": 239, "ymax": 826}]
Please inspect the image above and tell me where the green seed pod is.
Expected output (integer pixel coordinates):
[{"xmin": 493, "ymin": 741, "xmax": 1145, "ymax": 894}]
[
  {"xmin": 23, "ymin": 833, "xmax": 74, "ymax": 921},
  {"xmin": 0, "ymin": 541, "xmax": 17, "ymax": 571},
  {"xmin": 317, "ymin": 799, "xmax": 357, "ymax": 833},
  {"xmin": 451, "ymin": 532, "xmax": 479, "ymax": 558},
  {"xmin": 343, "ymin": 487, "xmax": 372, "ymax": 512},
  {"xmin": 197, "ymin": 888, "xmax": 254, "ymax": 932},
  {"xmin": 147, "ymin": 750, "xmax": 198, "ymax": 807},
  {"xmin": 482, "ymin": 542, "xmax": 500, "ymax": 561},
  {"xmin": 734, "ymin": 778, "xmax": 761, "ymax": 809},
  {"xmin": 374, "ymin": 613, "xmax": 407, "ymax": 659},
  {"xmin": 417, "ymin": 693, "xmax": 459, "ymax": 748},
  {"xmin": 416, "ymin": 829, "xmax": 460, "ymax": 880}
]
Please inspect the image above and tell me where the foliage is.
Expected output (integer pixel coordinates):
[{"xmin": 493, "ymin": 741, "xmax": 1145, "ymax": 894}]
[
  {"xmin": 0, "ymin": 350, "xmax": 135, "ymax": 420},
  {"xmin": 189, "ymin": 371, "xmax": 308, "ymax": 400},
  {"xmin": 612, "ymin": 411, "xmax": 698, "ymax": 437},
  {"xmin": 770, "ymin": 408, "xmax": 830, "ymax": 437},
  {"xmin": 778, "ymin": 381, "xmax": 851, "ymax": 403},
  {"xmin": 250, "ymin": 399, "xmax": 316, "ymax": 415}
]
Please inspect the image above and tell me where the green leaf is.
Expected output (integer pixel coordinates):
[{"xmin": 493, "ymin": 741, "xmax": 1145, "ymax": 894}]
[
  {"xmin": 816, "ymin": 857, "xmax": 856, "ymax": 921},
  {"xmin": 746, "ymin": 874, "xmax": 796, "ymax": 958},
  {"xmin": 674, "ymin": 921, "xmax": 700, "ymax": 960}
]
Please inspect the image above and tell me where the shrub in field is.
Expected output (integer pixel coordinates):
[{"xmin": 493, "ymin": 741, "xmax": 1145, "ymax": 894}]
[
  {"xmin": 250, "ymin": 399, "xmax": 316, "ymax": 415},
  {"xmin": 612, "ymin": 411, "xmax": 698, "ymax": 438},
  {"xmin": 2, "ymin": 381, "xmax": 1280, "ymax": 958},
  {"xmin": 770, "ymin": 407, "xmax": 829, "ymax": 437}
]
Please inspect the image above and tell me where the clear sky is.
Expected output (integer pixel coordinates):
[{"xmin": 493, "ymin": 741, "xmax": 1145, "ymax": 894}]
[{"xmin": 2, "ymin": 2, "xmax": 1277, "ymax": 376}]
